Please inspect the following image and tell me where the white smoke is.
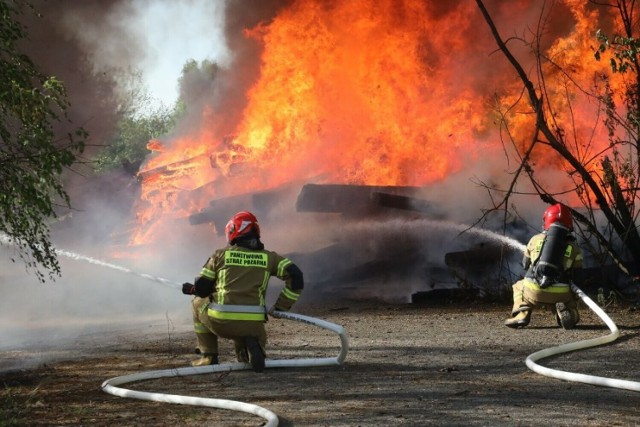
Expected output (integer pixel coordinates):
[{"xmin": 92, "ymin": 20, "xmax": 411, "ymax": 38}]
[
  {"xmin": 57, "ymin": 0, "xmax": 230, "ymax": 107},
  {"xmin": 0, "ymin": 0, "xmax": 586, "ymax": 372}
]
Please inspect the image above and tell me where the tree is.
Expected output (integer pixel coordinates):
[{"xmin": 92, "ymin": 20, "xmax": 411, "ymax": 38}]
[
  {"xmin": 475, "ymin": 0, "xmax": 640, "ymax": 293},
  {"xmin": 0, "ymin": 1, "xmax": 86, "ymax": 281},
  {"xmin": 93, "ymin": 71, "xmax": 184, "ymax": 175},
  {"xmin": 94, "ymin": 106, "xmax": 178, "ymax": 175}
]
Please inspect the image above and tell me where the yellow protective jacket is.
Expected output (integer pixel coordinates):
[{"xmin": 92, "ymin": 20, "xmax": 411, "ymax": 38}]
[
  {"xmin": 196, "ymin": 245, "xmax": 303, "ymax": 321},
  {"xmin": 522, "ymin": 232, "xmax": 583, "ymax": 304}
]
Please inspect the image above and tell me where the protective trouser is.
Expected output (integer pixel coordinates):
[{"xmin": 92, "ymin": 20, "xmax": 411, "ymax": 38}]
[
  {"xmin": 510, "ymin": 278, "xmax": 576, "ymax": 315},
  {"xmin": 191, "ymin": 297, "xmax": 267, "ymax": 362},
  {"xmin": 192, "ymin": 296, "xmax": 219, "ymax": 355}
]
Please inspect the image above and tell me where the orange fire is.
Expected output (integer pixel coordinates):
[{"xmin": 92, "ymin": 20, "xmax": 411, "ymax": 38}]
[{"xmin": 131, "ymin": 0, "xmax": 629, "ymax": 246}]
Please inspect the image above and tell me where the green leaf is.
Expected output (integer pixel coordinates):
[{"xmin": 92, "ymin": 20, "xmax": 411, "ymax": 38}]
[{"xmin": 0, "ymin": 1, "xmax": 86, "ymax": 282}]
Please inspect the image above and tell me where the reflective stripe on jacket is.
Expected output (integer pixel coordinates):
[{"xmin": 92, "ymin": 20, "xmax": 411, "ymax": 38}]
[
  {"xmin": 200, "ymin": 245, "xmax": 300, "ymax": 321},
  {"xmin": 207, "ymin": 303, "xmax": 267, "ymax": 321}
]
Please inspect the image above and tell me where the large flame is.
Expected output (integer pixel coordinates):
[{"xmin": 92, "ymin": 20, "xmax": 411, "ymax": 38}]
[
  {"xmin": 233, "ymin": 0, "xmax": 488, "ymax": 186},
  {"xmin": 131, "ymin": 0, "xmax": 629, "ymax": 246}
]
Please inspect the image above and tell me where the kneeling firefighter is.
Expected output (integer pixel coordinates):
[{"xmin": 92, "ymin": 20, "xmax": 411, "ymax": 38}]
[
  {"xmin": 504, "ymin": 203, "xmax": 583, "ymax": 329},
  {"xmin": 181, "ymin": 211, "xmax": 304, "ymax": 372}
]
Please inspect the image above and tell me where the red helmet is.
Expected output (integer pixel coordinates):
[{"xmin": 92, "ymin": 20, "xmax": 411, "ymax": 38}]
[
  {"xmin": 225, "ymin": 211, "xmax": 260, "ymax": 243},
  {"xmin": 543, "ymin": 204, "xmax": 573, "ymax": 230}
]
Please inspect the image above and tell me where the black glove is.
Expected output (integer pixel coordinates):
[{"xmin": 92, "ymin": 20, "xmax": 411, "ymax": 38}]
[{"xmin": 182, "ymin": 282, "xmax": 195, "ymax": 295}]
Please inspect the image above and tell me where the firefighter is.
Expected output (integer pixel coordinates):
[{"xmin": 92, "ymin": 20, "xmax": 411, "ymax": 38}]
[
  {"xmin": 181, "ymin": 211, "xmax": 304, "ymax": 372},
  {"xmin": 504, "ymin": 203, "xmax": 583, "ymax": 329}
]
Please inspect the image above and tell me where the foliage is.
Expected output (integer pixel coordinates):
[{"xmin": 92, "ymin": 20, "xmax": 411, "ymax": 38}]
[
  {"xmin": 93, "ymin": 72, "xmax": 184, "ymax": 174},
  {"xmin": 597, "ymin": 287, "xmax": 618, "ymax": 308},
  {"xmin": 595, "ymin": 29, "xmax": 640, "ymax": 74},
  {"xmin": 94, "ymin": 58, "xmax": 222, "ymax": 175},
  {"xmin": 93, "ymin": 104, "xmax": 177, "ymax": 174},
  {"xmin": 0, "ymin": 382, "xmax": 39, "ymax": 427},
  {"xmin": 0, "ymin": 0, "xmax": 86, "ymax": 281}
]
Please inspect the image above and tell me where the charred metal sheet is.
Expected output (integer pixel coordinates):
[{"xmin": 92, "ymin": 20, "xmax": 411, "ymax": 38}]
[
  {"xmin": 295, "ymin": 183, "xmax": 424, "ymax": 214},
  {"xmin": 371, "ymin": 192, "xmax": 445, "ymax": 217},
  {"xmin": 187, "ymin": 184, "xmax": 298, "ymax": 233}
]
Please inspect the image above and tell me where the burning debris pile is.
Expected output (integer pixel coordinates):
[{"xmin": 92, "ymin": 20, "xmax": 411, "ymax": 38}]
[
  {"xmin": 188, "ymin": 183, "xmax": 445, "ymax": 231},
  {"xmin": 119, "ymin": 1, "xmax": 622, "ymax": 300},
  {"xmin": 179, "ymin": 182, "xmax": 523, "ymax": 301},
  {"xmin": 129, "ymin": 1, "xmax": 612, "ymax": 236},
  {"xmin": 129, "ymin": 1, "xmax": 508, "ymax": 247}
]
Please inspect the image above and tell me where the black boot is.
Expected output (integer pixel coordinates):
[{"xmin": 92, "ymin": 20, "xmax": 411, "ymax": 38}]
[{"xmin": 244, "ymin": 336, "xmax": 265, "ymax": 373}]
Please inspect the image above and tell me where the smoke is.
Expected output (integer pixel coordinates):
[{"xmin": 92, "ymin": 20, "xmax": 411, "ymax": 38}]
[
  {"xmin": 0, "ymin": 0, "xmax": 601, "ymax": 371},
  {"xmin": 0, "ymin": 0, "xmax": 218, "ymax": 369},
  {"xmin": 161, "ymin": 0, "xmax": 291, "ymax": 140},
  {"xmin": 0, "ymin": 0, "xmax": 300, "ymax": 370}
]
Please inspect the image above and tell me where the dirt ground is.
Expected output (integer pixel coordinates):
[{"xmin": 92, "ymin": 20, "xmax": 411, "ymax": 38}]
[{"xmin": 1, "ymin": 295, "xmax": 640, "ymax": 427}]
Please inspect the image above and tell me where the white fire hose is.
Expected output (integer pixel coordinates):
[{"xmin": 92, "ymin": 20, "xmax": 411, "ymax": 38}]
[
  {"xmin": 0, "ymin": 238, "xmax": 349, "ymax": 425},
  {"xmin": 101, "ymin": 310, "xmax": 349, "ymax": 427},
  {"xmin": 525, "ymin": 283, "xmax": 640, "ymax": 391},
  {"xmin": 5, "ymin": 231, "xmax": 637, "ymax": 416},
  {"xmin": 499, "ymin": 236, "xmax": 640, "ymax": 391}
]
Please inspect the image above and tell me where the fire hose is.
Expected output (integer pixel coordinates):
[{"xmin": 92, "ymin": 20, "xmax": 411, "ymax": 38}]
[
  {"xmin": 4, "ymin": 230, "xmax": 638, "ymax": 415},
  {"xmin": 498, "ymin": 235, "xmax": 640, "ymax": 391},
  {"xmin": 101, "ymin": 310, "xmax": 349, "ymax": 427},
  {"xmin": 525, "ymin": 283, "xmax": 640, "ymax": 391},
  {"xmin": 0, "ymin": 235, "xmax": 350, "ymax": 424}
]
